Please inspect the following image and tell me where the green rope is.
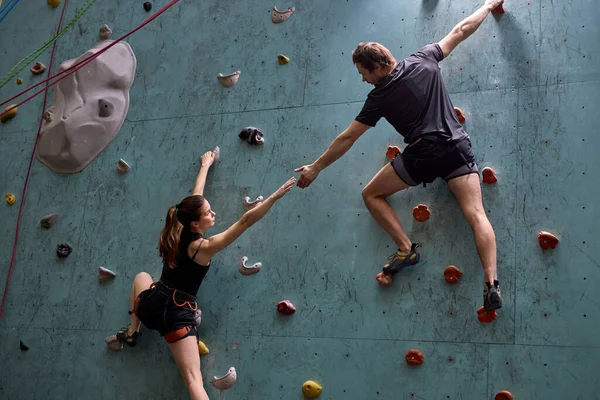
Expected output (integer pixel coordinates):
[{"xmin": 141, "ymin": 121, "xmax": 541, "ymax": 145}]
[{"xmin": 0, "ymin": 0, "xmax": 96, "ymax": 89}]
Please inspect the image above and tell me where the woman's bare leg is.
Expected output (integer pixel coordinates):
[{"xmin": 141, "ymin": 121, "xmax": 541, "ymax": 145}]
[
  {"xmin": 168, "ymin": 336, "xmax": 210, "ymax": 400},
  {"xmin": 126, "ymin": 272, "xmax": 153, "ymax": 335}
]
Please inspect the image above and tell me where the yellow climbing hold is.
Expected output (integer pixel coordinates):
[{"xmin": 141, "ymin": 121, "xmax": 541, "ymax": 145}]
[
  {"xmin": 302, "ymin": 380, "xmax": 322, "ymax": 398},
  {"xmin": 278, "ymin": 54, "xmax": 290, "ymax": 65},
  {"xmin": 47, "ymin": 0, "xmax": 61, "ymax": 8},
  {"xmin": 198, "ymin": 340, "xmax": 209, "ymax": 355},
  {"xmin": 0, "ymin": 104, "xmax": 18, "ymax": 123},
  {"xmin": 5, "ymin": 193, "xmax": 16, "ymax": 206},
  {"xmin": 16, "ymin": 78, "xmax": 23, "ymax": 85}
]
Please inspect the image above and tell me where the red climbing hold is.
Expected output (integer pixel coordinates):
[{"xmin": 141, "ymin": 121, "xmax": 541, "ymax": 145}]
[
  {"xmin": 277, "ymin": 300, "xmax": 296, "ymax": 315},
  {"xmin": 538, "ymin": 231, "xmax": 559, "ymax": 250},
  {"xmin": 494, "ymin": 390, "xmax": 514, "ymax": 400},
  {"xmin": 482, "ymin": 167, "xmax": 498, "ymax": 184},
  {"xmin": 376, "ymin": 272, "xmax": 393, "ymax": 286},
  {"xmin": 495, "ymin": 390, "xmax": 514, "ymax": 400},
  {"xmin": 405, "ymin": 349, "xmax": 424, "ymax": 365},
  {"xmin": 386, "ymin": 145, "xmax": 401, "ymax": 159},
  {"xmin": 412, "ymin": 204, "xmax": 430, "ymax": 222},
  {"xmin": 454, "ymin": 107, "xmax": 466, "ymax": 123},
  {"xmin": 444, "ymin": 265, "xmax": 463, "ymax": 284},
  {"xmin": 477, "ymin": 306, "xmax": 498, "ymax": 323},
  {"xmin": 492, "ymin": 4, "xmax": 505, "ymax": 13}
]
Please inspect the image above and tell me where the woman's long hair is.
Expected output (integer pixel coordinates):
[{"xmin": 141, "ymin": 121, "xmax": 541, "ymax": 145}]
[{"xmin": 159, "ymin": 195, "xmax": 205, "ymax": 268}]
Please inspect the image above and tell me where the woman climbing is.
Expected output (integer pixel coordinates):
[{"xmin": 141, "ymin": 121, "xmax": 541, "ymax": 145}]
[{"xmin": 105, "ymin": 148, "xmax": 296, "ymax": 400}]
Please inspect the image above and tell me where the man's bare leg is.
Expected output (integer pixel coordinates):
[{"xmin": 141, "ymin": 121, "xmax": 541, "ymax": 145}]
[
  {"xmin": 447, "ymin": 172, "xmax": 502, "ymax": 309},
  {"xmin": 362, "ymin": 163, "xmax": 412, "ymax": 252}
]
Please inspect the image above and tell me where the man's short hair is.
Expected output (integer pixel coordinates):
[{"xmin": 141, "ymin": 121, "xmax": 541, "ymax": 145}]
[{"xmin": 352, "ymin": 42, "xmax": 396, "ymax": 72}]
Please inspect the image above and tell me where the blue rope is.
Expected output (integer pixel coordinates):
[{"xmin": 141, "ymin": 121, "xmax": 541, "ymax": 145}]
[{"xmin": 0, "ymin": 0, "xmax": 20, "ymax": 24}]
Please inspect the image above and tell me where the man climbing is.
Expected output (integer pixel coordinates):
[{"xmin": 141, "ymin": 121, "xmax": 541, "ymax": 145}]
[{"xmin": 294, "ymin": 0, "xmax": 505, "ymax": 311}]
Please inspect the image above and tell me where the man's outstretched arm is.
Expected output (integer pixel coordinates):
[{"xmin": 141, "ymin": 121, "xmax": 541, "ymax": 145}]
[
  {"xmin": 438, "ymin": 0, "xmax": 504, "ymax": 58},
  {"xmin": 295, "ymin": 120, "xmax": 371, "ymax": 188}
]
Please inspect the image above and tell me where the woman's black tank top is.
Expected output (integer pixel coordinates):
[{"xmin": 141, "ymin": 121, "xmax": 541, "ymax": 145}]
[{"xmin": 159, "ymin": 228, "xmax": 210, "ymax": 296}]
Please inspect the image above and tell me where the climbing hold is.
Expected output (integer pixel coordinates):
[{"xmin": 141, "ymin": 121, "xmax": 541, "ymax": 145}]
[
  {"xmin": 43, "ymin": 106, "xmax": 55, "ymax": 123},
  {"xmin": 444, "ymin": 265, "xmax": 463, "ymax": 284},
  {"xmin": 19, "ymin": 340, "xmax": 29, "ymax": 351},
  {"xmin": 1, "ymin": 104, "xmax": 18, "ymax": 123},
  {"xmin": 376, "ymin": 271, "xmax": 393, "ymax": 286},
  {"xmin": 56, "ymin": 243, "xmax": 72, "ymax": 258},
  {"xmin": 272, "ymin": 6, "xmax": 295, "ymax": 23},
  {"xmin": 40, "ymin": 213, "xmax": 59, "ymax": 229},
  {"xmin": 538, "ymin": 231, "xmax": 559, "ymax": 250},
  {"xmin": 482, "ymin": 167, "xmax": 498, "ymax": 184},
  {"xmin": 98, "ymin": 266, "xmax": 116, "ymax": 283},
  {"xmin": 36, "ymin": 34, "xmax": 137, "ymax": 174},
  {"xmin": 30, "ymin": 62, "xmax": 46, "ymax": 75},
  {"xmin": 412, "ymin": 204, "xmax": 430, "ymax": 222},
  {"xmin": 405, "ymin": 349, "xmax": 424, "ymax": 365},
  {"xmin": 277, "ymin": 300, "xmax": 296, "ymax": 315},
  {"xmin": 211, "ymin": 367, "xmax": 237, "ymax": 390},
  {"xmin": 16, "ymin": 78, "xmax": 23, "ymax": 85},
  {"xmin": 47, "ymin": 0, "xmax": 61, "ymax": 8},
  {"xmin": 477, "ymin": 306, "xmax": 498, "ymax": 323},
  {"xmin": 238, "ymin": 256, "xmax": 262, "ymax": 275},
  {"xmin": 238, "ymin": 126, "xmax": 264, "ymax": 145},
  {"xmin": 242, "ymin": 195, "xmax": 264, "ymax": 211},
  {"xmin": 217, "ymin": 70, "xmax": 240, "ymax": 87},
  {"xmin": 143, "ymin": 2, "xmax": 152, "ymax": 12},
  {"xmin": 104, "ymin": 334, "xmax": 123, "ymax": 351},
  {"xmin": 99, "ymin": 24, "xmax": 112, "ymax": 40},
  {"xmin": 386, "ymin": 145, "xmax": 401, "ymax": 159},
  {"xmin": 277, "ymin": 54, "xmax": 290, "ymax": 65},
  {"xmin": 117, "ymin": 159, "xmax": 130, "ymax": 173},
  {"xmin": 193, "ymin": 308, "xmax": 202, "ymax": 327},
  {"xmin": 5, "ymin": 193, "xmax": 16, "ymax": 205},
  {"xmin": 198, "ymin": 340, "xmax": 210, "ymax": 355},
  {"xmin": 212, "ymin": 145, "xmax": 220, "ymax": 161},
  {"xmin": 454, "ymin": 106, "xmax": 466, "ymax": 123},
  {"xmin": 492, "ymin": 4, "xmax": 504, "ymax": 13},
  {"xmin": 302, "ymin": 380, "xmax": 322, "ymax": 398},
  {"xmin": 495, "ymin": 390, "xmax": 514, "ymax": 400}
]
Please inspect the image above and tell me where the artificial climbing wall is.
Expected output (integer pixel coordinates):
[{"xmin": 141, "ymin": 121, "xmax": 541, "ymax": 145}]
[{"xmin": 1, "ymin": 0, "xmax": 599, "ymax": 399}]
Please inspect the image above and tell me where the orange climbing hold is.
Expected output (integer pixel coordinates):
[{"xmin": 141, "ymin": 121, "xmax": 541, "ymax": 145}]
[
  {"xmin": 444, "ymin": 265, "xmax": 463, "ymax": 284},
  {"xmin": 477, "ymin": 306, "xmax": 498, "ymax": 323},
  {"xmin": 482, "ymin": 167, "xmax": 498, "ymax": 184},
  {"xmin": 376, "ymin": 272, "xmax": 393, "ymax": 286},
  {"xmin": 386, "ymin": 145, "xmax": 401, "ymax": 159},
  {"xmin": 492, "ymin": 4, "xmax": 505, "ymax": 13},
  {"xmin": 538, "ymin": 231, "xmax": 559, "ymax": 250},
  {"xmin": 405, "ymin": 349, "xmax": 424, "ymax": 365},
  {"xmin": 412, "ymin": 204, "xmax": 430, "ymax": 222},
  {"xmin": 495, "ymin": 390, "xmax": 514, "ymax": 400},
  {"xmin": 454, "ymin": 107, "xmax": 466, "ymax": 123}
]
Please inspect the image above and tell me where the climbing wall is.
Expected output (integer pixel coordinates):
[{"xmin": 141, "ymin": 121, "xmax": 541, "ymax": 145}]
[{"xmin": 1, "ymin": 0, "xmax": 599, "ymax": 399}]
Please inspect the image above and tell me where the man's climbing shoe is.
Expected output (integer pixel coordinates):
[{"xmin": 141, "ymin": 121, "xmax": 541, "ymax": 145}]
[
  {"xmin": 382, "ymin": 243, "xmax": 421, "ymax": 275},
  {"xmin": 483, "ymin": 280, "xmax": 503, "ymax": 310}
]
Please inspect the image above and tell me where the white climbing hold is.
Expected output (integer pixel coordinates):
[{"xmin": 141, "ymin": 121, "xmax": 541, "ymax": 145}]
[
  {"xmin": 242, "ymin": 195, "xmax": 263, "ymax": 211},
  {"xmin": 217, "ymin": 71, "xmax": 240, "ymax": 87},
  {"xmin": 98, "ymin": 266, "xmax": 116, "ymax": 283},
  {"xmin": 238, "ymin": 256, "xmax": 262, "ymax": 275},
  {"xmin": 40, "ymin": 212, "xmax": 59, "ymax": 228},
  {"xmin": 211, "ymin": 367, "xmax": 237, "ymax": 390},
  {"xmin": 213, "ymin": 145, "xmax": 220, "ymax": 161},
  {"xmin": 43, "ymin": 106, "xmax": 55, "ymax": 123},
  {"xmin": 117, "ymin": 159, "xmax": 130, "ymax": 173},
  {"xmin": 271, "ymin": 6, "xmax": 295, "ymax": 23},
  {"xmin": 105, "ymin": 334, "xmax": 123, "ymax": 351},
  {"xmin": 99, "ymin": 24, "xmax": 112, "ymax": 40}
]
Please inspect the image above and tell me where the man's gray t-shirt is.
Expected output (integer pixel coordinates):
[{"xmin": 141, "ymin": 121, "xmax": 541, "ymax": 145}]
[{"xmin": 355, "ymin": 43, "xmax": 467, "ymax": 144}]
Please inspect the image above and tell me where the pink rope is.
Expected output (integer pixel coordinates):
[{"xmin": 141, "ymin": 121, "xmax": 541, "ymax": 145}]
[
  {"xmin": 0, "ymin": 0, "xmax": 181, "ymax": 321},
  {"xmin": 0, "ymin": 0, "xmax": 180, "ymax": 119}
]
